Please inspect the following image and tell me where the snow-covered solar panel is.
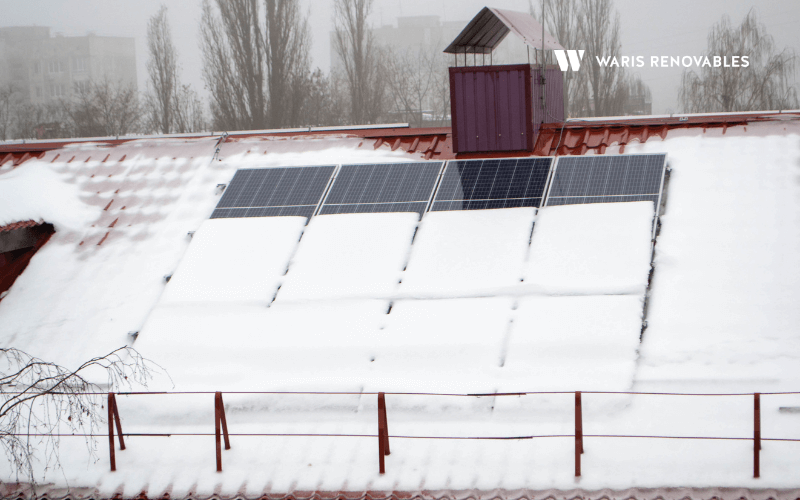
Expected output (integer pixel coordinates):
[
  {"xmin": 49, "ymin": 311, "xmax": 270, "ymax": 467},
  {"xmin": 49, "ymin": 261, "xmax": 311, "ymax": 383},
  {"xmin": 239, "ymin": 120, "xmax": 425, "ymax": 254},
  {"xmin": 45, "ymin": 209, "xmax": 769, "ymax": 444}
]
[
  {"xmin": 545, "ymin": 154, "xmax": 666, "ymax": 208},
  {"xmin": 430, "ymin": 157, "xmax": 553, "ymax": 211},
  {"xmin": 318, "ymin": 162, "xmax": 443, "ymax": 216},
  {"xmin": 211, "ymin": 166, "xmax": 335, "ymax": 219}
]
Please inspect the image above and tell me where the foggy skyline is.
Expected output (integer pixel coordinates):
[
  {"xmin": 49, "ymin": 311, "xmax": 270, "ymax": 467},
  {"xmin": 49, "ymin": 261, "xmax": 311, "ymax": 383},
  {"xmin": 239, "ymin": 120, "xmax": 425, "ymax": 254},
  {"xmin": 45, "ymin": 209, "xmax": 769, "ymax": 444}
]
[{"xmin": 1, "ymin": 0, "xmax": 798, "ymax": 115}]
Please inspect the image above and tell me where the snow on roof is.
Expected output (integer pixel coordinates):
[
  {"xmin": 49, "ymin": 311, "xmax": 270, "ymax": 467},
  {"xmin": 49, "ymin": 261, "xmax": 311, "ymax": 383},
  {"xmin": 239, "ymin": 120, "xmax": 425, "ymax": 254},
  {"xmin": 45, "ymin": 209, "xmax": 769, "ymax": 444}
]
[{"xmin": 1, "ymin": 120, "xmax": 800, "ymax": 497}]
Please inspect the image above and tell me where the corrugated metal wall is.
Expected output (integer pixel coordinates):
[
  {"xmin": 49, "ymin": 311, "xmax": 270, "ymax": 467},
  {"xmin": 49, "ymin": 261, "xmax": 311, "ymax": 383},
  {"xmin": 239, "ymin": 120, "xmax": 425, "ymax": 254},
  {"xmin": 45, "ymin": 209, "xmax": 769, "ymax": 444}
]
[
  {"xmin": 449, "ymin": 64, "xmax": 533, "ymax": 154},
  {"xmin": 531, "ymin": 66, "xmax": 564, "ymax": 139}
]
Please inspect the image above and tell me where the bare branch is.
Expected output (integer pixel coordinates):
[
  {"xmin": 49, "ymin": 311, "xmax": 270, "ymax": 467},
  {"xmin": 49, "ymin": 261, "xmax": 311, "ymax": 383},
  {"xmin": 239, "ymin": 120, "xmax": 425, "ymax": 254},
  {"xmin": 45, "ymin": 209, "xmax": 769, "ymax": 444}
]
[
  {"xmin": 679, "ymin": 10, "xmax": 798, "ymax": 113},
  {"xmin": 0, "ymin": 347, "xmax": 159, "ymax": 487}
]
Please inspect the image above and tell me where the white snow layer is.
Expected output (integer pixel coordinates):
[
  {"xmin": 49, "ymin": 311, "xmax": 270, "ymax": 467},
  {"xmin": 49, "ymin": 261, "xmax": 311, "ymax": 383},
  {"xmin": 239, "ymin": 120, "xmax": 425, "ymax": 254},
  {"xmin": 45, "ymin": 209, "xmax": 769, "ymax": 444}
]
[
  {"xmin": 523, "ymin": 202, "xmax": 654, "ymax": 295},
  {"xmin": 0, "ymin": 163, "xmax": 99, "ymax": 230},
  {"xmin": 160, "ymin": 217, "xmax": 306, "ymax": 304},
  {"xmin": 399, "ymin": 208, "xmax": 535, "ymax": 297},
  {"xmin": 276, "ymin": 213, "xmax": 419, "ymax": 301},
  {"xmin": 2, "ymin": 122, "xmax": 800, "ymax": 494}
]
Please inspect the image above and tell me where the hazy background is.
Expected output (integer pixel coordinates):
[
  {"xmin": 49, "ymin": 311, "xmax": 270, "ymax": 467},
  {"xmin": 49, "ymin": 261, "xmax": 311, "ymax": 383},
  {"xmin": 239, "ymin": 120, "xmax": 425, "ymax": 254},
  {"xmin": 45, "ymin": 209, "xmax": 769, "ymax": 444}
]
[{"xmin": 1, "ymin": 0, "xmax": 798, "ymax": 114}]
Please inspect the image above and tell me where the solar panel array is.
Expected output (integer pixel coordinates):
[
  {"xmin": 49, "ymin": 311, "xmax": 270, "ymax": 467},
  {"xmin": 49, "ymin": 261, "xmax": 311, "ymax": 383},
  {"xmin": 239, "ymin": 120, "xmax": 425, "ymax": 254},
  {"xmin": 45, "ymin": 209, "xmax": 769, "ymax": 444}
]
[
  {"xmin": 210, "ymin": 154, "xmax": 668, "ymax": 220},
  {"xmin": 318, "ymin": 162, "xmax": 442, "ymax": 216},
  {"xmin": 545, "ymin": 154, "xmax": 666, "ymax": 208},
  {"xmin": 211, "ymin": 166, "xmax": 335, "ymax": 219},
  {"xmin": 431, "ymin": 158, "xmax": 553, "ymax": 211}
]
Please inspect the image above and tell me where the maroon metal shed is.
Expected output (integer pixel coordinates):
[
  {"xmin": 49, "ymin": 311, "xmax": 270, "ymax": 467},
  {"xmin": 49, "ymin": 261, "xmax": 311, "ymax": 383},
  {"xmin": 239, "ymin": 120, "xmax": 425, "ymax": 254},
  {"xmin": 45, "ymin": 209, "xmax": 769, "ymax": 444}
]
[
  {"xmin": 444, "ymin": 7, "xmax": 565, "ymax": 155},
  {"xmin": 449, "ymin": 64, "xmax": 534, "ymax": 154}
]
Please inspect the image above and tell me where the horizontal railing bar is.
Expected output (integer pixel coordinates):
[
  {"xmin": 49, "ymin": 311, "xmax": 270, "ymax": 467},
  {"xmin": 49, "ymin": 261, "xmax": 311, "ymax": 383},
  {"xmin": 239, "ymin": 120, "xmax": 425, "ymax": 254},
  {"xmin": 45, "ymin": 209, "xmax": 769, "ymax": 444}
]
[
  {"xmin": 3, "ymin": 390, "xmax": 800, "ymax": 397},
  {"xmin": 8, "ymin": 432, "xmax": 800, "ymax": 442}
]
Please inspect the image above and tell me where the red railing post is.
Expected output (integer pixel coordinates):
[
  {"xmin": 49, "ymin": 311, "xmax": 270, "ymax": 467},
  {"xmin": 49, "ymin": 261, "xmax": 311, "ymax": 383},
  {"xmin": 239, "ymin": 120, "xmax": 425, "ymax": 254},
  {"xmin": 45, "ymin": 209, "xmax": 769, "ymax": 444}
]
[
  {"xmin": 218, "ymin": 392, "xmax": 231, "ymax": 450},
  {"xmin": 575, "ymin": 391, "xmax": 583, "ymax": 477},
  {"xmin": 108, "ymin": 392, "xmax": 116, "ymax": 472},
  {"xmin": 754, "ymin": 392, "xmax": 761, "ymax": 478},
  {"xmin": 378, "ymin": 392, "xmax": 390, "ymax": 474},
  {"xmin": 107, "ymin": 392, "xmax": 126, "ymax": 472},
  {"xmin": 214, "ymin": 392, "xmax": 231, "ymax": 472},
  {"xmin": 378, "ymin": 392, "xmax": 390, "ymax": 455},
  {"xmin": 111, "ymin": 393, "xmax": 125, "ymax": 450}
]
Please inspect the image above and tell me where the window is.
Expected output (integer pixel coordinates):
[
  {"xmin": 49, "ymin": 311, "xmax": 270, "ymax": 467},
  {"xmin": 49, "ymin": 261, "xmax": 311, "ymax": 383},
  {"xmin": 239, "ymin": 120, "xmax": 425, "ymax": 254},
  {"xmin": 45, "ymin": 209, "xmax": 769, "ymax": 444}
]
[
  {"xmin": 48, "ymin": 61, "xmax": 64, "ymax": 74},
  {"xmin": 74, "ymin": 57, "xmax": 87, "ymax": 72},
  {"xmin": 35, "ymin": 87, "xmax": 42, "ymax": 98},
  {"xmin": 48, "ymin": 84, "xmax": 64, "ymax": 98},
  {"xmin": 33, "ymin": 61, "xmax": 41, "ymax": 74},
  {"xmin": 74, "ymin": 80, "xmax": 89, "ymax": 93}
]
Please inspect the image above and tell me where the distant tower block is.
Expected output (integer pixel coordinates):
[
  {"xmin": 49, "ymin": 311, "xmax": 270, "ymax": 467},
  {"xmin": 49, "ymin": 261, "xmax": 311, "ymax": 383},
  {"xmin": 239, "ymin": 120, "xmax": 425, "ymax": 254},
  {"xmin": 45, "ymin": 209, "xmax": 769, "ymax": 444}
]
[{"xmin": 444, "ymin": 7, "xmax": 565, "ymax": 155}]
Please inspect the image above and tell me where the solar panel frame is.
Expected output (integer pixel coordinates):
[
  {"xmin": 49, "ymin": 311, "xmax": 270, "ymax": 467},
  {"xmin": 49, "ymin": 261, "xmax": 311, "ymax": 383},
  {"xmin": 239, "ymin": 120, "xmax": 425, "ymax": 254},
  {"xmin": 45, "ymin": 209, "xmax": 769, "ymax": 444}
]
[
  {"xmin": 318, "ymin": 161, "xmax": 445, "ymax": 217},
  {"xmin": 429, "ymin": 157, "xmax": 554, "ymax": 212},
  {"xmin": 543, "ymin": 154, "xmax": 667, "ymax": 210},
  {"xmin": 211, "ymin": 165, "xmax": 336, "ymax": 220}
]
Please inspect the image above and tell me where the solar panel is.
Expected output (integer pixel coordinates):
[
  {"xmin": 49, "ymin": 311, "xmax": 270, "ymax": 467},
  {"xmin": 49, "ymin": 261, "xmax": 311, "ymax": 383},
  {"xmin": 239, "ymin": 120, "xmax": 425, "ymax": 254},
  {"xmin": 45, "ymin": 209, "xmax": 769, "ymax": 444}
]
[
  {"xmin": 430, "ymin": 157, "xmax": 553, "ymax": 211},
  {"xmin": 319, "ymin": 162, "xmax": 443, "ymax": 216},
  {"xmin": 545, "ymin": 154, "xmax": 666, "ymax": 208},
  {"xmin": 211, "ymin": 166, "xmax": 335, "ymax": 219}
]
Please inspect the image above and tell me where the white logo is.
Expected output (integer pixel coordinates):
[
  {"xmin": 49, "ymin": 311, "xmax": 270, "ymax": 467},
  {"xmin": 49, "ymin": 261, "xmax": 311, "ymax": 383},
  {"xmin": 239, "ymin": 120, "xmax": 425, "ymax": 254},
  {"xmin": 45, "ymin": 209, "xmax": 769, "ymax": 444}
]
[{"xmin": 554, "ymin": 50, "xmax": 585, "ymax": 71}]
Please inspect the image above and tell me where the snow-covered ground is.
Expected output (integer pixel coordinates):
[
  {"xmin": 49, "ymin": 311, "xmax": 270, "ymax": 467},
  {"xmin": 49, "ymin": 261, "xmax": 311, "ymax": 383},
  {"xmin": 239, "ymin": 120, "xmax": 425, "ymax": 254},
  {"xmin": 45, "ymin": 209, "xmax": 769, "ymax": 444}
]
[{"xmin": 1, "ymin": 122, "xmax": 800, "ymax": 495}]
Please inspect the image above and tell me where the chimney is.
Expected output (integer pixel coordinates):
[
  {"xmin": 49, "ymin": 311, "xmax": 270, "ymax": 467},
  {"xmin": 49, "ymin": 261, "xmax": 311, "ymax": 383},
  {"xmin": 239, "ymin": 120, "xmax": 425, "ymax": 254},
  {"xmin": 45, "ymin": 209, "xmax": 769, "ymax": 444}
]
[{"xmin": 444, "ymin": 7, "xmax": 565, "ymax": 155}]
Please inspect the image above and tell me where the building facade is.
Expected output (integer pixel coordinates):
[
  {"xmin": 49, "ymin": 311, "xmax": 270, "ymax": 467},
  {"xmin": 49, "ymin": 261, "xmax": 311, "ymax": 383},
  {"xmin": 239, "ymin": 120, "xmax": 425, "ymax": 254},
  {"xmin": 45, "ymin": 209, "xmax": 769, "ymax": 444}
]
[{"xmin": 0, "ymin": 26, "xmax": 136, "ymax": 105}]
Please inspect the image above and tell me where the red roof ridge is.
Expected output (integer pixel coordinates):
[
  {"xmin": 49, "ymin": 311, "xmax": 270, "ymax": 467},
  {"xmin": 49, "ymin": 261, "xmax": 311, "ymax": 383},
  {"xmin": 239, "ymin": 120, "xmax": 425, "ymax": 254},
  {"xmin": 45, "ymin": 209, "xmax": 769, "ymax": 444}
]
[{"xmin": 0, "ymin": 219, "xmax": 43, "ymax": 233}]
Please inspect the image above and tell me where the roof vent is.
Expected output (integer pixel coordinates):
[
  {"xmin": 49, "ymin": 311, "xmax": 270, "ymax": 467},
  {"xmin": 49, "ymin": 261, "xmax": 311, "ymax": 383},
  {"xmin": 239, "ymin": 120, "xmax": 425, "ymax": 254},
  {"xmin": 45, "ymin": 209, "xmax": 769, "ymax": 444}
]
[{"xmin": 444, "ymin": 7, "xmax": 565, "ymax": 155}]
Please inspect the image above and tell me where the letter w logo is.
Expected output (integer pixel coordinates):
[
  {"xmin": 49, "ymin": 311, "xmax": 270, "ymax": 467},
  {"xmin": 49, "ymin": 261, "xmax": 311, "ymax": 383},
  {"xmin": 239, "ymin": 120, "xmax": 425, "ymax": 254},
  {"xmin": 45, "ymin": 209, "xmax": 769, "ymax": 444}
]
[{"xmin": 554, "ymin": 50, "xmax": 585, "ymax": 71}]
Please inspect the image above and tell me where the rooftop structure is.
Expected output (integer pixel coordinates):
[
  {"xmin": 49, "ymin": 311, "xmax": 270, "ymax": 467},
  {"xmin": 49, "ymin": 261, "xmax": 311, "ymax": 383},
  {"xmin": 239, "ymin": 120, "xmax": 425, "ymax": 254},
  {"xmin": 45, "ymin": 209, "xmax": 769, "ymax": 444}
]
[{"xmin": 1, "ymin": 109, "xmax": 799, "ymax": 498}]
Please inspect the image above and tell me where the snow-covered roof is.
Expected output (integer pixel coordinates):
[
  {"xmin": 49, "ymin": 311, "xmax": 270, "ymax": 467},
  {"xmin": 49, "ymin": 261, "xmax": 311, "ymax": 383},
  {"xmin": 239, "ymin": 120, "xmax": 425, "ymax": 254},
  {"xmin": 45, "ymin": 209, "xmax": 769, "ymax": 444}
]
[{"xmin": 1, "ymin": 117, "xmax": 800, "ymax": 498}]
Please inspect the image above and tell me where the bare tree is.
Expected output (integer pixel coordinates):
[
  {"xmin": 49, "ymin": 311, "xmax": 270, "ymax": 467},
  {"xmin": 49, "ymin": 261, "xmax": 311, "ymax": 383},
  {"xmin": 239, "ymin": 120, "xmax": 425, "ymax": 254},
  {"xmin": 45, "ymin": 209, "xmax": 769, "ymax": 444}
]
[
  {"xmin": 0, "ymin": 84, "xmax": 16, "ymax": 141},
  {"xmin": 172, "ymin": 84, "xmax": 207, "ymax": 133},
  {"xmin": 577, "ymin": 0, "xmax": 628, "ymax": 117},
  {"xmin": 680, "ymin": 10, "xmax": 798, "ymax": 113},
  {"xmin": 265, "ymin": 0, "xmax": 311, "ymax": 128},
  {"xmin": 383, "ymin": 41, "xmax": 451, "ymax": 128},
  {"xmin": 624, "ymin": 73, "xmax": 652, "ymax": 115},
  {"xmin": 11, "ymin": 102, "xmax": 65, "ymax": 140},
  {"xmin": 200, "ymin": 0, "xmax": 267, "ymax": 131},
  {"xmin": 65, "ymin": 79, "xmax": 141, "ymax": 137},
  {"xmin": 146, "ymin": 5, "xmax": 178, "ymax": 134},
  {"xmin": 333, "ymin": 0, "xmax": 385, "ymax": 125},
  {"xmin": 293, "ymin": 68, "xmax": 348, "ymax": 127},
  {"xmin": 533, "ymin": 0, "xmax": 589, "ymax": 118},
  {"xmin": 0, "ymin": 347, "xmax": 155, "ymax": 487}
]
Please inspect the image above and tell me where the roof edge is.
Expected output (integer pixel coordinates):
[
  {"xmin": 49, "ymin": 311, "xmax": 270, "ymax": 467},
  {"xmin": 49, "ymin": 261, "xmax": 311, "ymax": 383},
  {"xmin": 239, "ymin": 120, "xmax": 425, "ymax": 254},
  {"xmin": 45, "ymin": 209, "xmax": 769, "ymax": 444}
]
[{"xmin": 4, "ymin": 485, "xmax": 799, "ymax": 500}]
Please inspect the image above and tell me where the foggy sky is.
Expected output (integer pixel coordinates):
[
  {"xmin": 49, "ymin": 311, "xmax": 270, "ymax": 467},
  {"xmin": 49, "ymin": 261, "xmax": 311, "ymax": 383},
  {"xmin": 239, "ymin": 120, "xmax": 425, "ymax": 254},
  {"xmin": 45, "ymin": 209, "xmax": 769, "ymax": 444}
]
[{"xmin": 1, "ymin": 0, "xmax": 798, "ymax": 115}]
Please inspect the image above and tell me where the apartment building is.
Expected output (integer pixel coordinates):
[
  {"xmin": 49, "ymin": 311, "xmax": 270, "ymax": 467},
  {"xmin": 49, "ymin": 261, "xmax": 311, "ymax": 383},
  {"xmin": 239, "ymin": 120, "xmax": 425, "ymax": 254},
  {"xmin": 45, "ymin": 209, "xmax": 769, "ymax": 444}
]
[{"xmin": 0, "ymin": 26, "xmax": 136, "ymax": 105}]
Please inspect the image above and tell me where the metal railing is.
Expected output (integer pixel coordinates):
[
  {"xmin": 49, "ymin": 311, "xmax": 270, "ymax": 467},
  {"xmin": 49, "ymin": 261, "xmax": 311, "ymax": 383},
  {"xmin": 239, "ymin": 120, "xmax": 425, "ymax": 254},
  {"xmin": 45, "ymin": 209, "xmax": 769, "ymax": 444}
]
[{"xmin": 9, "ymin": 389, "xmax": 800, "ymax": 478}]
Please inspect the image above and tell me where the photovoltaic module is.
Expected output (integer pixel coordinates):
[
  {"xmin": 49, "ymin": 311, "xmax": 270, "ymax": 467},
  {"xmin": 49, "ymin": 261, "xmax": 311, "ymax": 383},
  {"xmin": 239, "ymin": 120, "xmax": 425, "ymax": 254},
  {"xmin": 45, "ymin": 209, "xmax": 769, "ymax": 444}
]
[
  {"xmin": 431, "ymin": 157, "xmax": 553, "ymax": 211},
  {"xmin": 211, "ymin": 166, "xmax": 335, "ymax": 219},
  {"xmin": 545, "ymin": 154, "xmax": 666, "ymax": 208},
  {"xmin": 318, "ymin": 162, "xmax": 443, "ymax": 216}
]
